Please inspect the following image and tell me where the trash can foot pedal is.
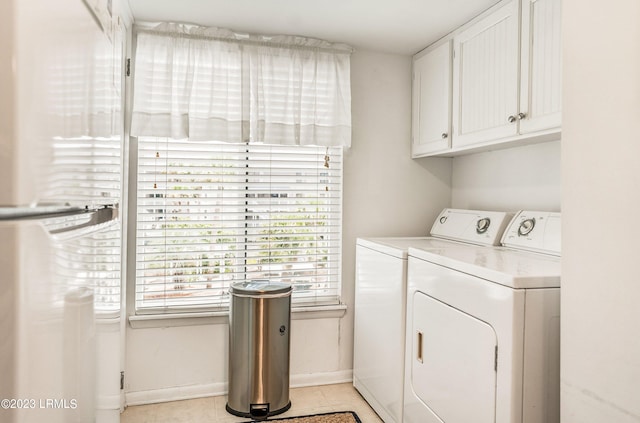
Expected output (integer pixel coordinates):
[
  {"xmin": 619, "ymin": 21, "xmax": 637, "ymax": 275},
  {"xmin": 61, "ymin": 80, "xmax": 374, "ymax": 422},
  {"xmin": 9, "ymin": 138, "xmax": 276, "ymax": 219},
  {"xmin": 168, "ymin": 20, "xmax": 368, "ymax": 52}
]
[
  {"xmin": 226, "ymin": 401, "xmax": 291, "ymax": 420},
  {"xmin": 250, "ymin": 403, "xmax": 270, "ymax": 419}
]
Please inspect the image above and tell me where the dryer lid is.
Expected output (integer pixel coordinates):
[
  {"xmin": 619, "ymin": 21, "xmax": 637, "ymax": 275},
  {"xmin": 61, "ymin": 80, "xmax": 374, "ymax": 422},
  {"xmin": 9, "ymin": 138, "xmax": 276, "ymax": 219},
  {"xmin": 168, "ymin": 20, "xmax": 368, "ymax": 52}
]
[{"xmin": 408, "ymin": 244, "xmax": 561, "ymax": 289}]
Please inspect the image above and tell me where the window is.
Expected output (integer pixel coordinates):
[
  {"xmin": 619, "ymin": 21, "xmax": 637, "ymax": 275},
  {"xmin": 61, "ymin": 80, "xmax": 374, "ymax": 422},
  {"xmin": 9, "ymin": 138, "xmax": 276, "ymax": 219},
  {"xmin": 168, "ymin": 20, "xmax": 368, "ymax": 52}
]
[
  {"xmin": 42, "ymin": 21, "xmax": 124, "ymax": 315},
  {"xmin": 48, "ymin": 214, "xmax": 122, "ymax": 314},
  {"xmin": 42, "ymin": 135, "xmax": 123, "ymax": 316},
  {"xmin": 134, "ymin": 138, "xmax": 342, "ymax": 313},
  {"xmin": 130, "ymin": 24, "xmax": 351, "ymax": 314}
]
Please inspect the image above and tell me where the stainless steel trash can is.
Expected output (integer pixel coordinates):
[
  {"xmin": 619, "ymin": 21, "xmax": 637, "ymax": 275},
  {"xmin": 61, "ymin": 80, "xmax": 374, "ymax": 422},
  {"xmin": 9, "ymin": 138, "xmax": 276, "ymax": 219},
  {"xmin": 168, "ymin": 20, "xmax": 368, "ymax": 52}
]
[{"xmin": 226, "ymin": 281, "xmax": 292, "ymax": 420}]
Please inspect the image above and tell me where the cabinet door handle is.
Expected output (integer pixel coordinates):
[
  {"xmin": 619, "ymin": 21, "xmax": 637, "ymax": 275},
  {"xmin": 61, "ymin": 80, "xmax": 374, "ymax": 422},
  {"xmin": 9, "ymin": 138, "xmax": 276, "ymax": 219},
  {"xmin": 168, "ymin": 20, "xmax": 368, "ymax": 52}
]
[
  {"xmin": 517, "ymin": 112, "xmax": 527, "ymax": 120},
  {"xmin": 441, "ymin": 133, "xmax": 448, "ymax": 139},
  {"xmin": 508, "ymin": 115, "xmax": 517, "ymax": 123},
  {"xmin": 417, "ymin": 331, "xmax": 424, "ymax": 363}
]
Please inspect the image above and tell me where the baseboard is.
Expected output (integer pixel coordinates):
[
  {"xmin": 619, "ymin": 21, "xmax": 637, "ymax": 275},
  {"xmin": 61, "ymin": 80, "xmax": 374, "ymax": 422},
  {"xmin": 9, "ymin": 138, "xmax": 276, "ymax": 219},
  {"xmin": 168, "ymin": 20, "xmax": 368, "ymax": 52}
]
[
  {"xmin": 125, "ymin": 370, "xmax": 353, "ymax": 406},
  {"xmin": 125, "ymin": 381, "xmax": 228, "ymax": 406},
  {"xmin": 290, "ymin": 369, "xmax": 353, "ymax": 388}
]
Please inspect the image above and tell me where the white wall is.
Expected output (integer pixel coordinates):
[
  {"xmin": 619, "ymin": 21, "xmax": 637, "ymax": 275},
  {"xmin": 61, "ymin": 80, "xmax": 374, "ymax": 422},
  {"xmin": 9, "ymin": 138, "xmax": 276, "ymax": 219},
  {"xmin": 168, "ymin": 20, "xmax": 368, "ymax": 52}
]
[
  {"xmin": 340, "ymin": 49, "xmax": 451, "ymax": 372},
  {"xmin": 561, "ymin": 1, "xmax": 640, "ymax": 422},
  {"xmin": 124, "ymin": 49, "xmax": 452, "ymax": 403},
  {"xmin": 451, "ymin": 140, "xmax": 561, "ymax": 212}
]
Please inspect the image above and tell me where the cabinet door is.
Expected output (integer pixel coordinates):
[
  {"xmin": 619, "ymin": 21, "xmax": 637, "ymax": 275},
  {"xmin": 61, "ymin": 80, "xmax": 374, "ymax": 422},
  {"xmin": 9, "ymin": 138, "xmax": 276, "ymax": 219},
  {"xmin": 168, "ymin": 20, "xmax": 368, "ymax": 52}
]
[
  {"xmin": 411, "ymin": 41, "xmax": 452, "ymax": 157},
  {"xmin": 452, "ymin": 0, "xmax": 520, "ymax": 148},
  {"xmin": 519, "ymin": 0, "xmax": 562, "ymax": 134}
]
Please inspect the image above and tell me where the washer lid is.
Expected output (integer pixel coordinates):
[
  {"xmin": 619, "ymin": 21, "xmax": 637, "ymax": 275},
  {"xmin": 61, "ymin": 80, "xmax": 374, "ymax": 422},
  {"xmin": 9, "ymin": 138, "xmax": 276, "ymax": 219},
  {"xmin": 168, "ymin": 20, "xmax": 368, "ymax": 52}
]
[
  {"xmin": 230, "ymin": 280, "xmax": 292, "ymax": 296},
  {"xmin": 357, "ymin": 237, "xmax": 463, "ymax": 259}
]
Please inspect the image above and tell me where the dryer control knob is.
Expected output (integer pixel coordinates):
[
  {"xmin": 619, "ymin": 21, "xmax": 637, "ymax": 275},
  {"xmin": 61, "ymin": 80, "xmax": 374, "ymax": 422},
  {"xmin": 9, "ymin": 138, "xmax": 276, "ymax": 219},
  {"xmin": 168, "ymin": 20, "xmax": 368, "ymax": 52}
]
[
  {"xmin": 476, "ymin": 217, "xmax": 491, "ymax": 234},
  {"xmin": 518, "ymin": 218, "xmax": 536, "ymax": 236}
]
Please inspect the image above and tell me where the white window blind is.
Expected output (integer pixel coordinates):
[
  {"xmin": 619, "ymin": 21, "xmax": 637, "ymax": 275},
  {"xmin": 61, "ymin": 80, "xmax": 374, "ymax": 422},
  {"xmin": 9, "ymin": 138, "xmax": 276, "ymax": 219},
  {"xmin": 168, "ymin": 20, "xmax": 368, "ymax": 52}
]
[
  {"xmin": 47, "ymin": 216, "xmax": 122, "ymax": 315},
  {"xmin": 135, "ymin": 137, "xmax": 342, "ymax": 313},
  {"xmin": 42, "ymin": 136, "xmax": 122, "ymax": 204}
]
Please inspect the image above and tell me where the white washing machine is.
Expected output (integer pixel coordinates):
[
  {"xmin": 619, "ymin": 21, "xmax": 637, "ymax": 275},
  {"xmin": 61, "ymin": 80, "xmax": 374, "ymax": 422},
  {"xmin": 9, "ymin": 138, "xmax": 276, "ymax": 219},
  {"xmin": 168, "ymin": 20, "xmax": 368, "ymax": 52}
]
[
  {"xmin": 403, "ymin": 211, "xmax": 561, "ymax": 423},
  {"xmin": 353, "ymin": 208, "xmax": 514, "ymax": 423}
]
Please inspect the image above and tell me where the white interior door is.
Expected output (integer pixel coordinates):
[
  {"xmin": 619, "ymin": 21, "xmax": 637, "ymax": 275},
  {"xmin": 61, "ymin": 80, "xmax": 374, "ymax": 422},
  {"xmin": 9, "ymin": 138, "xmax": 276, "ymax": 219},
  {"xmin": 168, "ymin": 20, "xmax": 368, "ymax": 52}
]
[{"xmin": 410, "ymin": 291, "xmax": 497, "ymax": 423}]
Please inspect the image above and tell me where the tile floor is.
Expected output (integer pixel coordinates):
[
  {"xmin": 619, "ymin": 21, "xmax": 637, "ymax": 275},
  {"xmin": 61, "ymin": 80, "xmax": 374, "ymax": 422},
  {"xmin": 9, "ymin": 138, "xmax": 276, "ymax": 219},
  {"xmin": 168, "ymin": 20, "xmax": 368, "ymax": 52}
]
[{"xmin": 121, "ymin": 383, "xmax": 384, "ymax": 423}]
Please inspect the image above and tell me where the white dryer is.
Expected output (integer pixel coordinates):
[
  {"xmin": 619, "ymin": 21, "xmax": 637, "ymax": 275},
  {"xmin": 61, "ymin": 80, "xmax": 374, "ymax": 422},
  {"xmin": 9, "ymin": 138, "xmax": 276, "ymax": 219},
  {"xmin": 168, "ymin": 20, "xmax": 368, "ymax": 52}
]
[
  {"xmin": 403, "ymin": 211, "xmax": 561, "ymax": 423},
  {"xmin": 353, "ymin": 209, "xmax": 514, "ymax": 423}
]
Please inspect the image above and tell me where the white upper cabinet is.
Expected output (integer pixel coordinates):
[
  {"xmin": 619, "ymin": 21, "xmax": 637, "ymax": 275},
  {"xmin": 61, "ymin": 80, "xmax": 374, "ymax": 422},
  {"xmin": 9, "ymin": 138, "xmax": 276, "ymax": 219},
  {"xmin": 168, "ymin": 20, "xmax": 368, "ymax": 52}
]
[
  {"xmin": 412, "ymin": 41, "xmax": 453, "ymax": 157},
  {"xmin": 519, "ymin": 0, "xmax": 562, "ymax": 134},
  {"xmin": 452, "ymin": 0, "xmax": 520, "ymax": 148},
  {"xmin": 411, "ymin": 0, "xmax": 562, "ymax": 157}
]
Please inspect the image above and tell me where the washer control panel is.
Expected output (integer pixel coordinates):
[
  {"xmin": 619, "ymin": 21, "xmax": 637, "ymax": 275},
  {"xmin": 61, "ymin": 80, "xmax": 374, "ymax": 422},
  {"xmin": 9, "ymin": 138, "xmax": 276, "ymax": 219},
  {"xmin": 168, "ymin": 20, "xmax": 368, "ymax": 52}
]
[
  {"xmin": 501, "ymin": 211, "xmax": 561, "ymax": 255},
  {"xmin": 430, "ymin": 208, "xmax": 515, "ymax": 246}
]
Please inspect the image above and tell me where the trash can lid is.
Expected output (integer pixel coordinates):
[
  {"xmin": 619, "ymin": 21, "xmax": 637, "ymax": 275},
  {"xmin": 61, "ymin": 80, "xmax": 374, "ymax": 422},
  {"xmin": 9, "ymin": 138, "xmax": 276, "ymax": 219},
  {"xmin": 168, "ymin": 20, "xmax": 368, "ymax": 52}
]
[{"xmin": 230, "ymin": 280, "xmax": 292, "ymax": 296}]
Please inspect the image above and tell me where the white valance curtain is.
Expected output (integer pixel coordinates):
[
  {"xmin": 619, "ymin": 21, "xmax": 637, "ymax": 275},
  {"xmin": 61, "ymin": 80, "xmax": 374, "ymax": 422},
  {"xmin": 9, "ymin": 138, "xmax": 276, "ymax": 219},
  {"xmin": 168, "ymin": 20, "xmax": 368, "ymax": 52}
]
[{"xmin": 131, "ymin": 23, "xmax": 353, "ymax": 147}]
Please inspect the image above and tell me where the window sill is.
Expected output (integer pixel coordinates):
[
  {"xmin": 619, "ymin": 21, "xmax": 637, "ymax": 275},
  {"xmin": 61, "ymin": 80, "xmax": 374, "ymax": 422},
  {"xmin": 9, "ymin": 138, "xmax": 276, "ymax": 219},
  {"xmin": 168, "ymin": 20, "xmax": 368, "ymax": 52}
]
[{"xmin": 128, "ymin": 303, "xmax": 347, "ymax": 329}]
